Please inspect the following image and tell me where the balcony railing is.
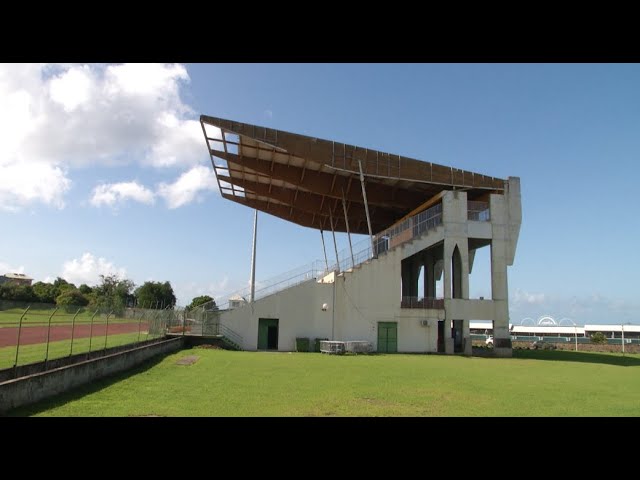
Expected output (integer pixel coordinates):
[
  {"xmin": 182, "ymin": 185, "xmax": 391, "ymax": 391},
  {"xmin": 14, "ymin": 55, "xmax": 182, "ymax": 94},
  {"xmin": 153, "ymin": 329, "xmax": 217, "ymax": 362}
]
[
  {"xmin": 401, "ymin": 296, "xmax": 445, "ymax": 309},
  {"xmin": 468, "ymin": 201, "xmax": 490, "ymax": 221},
  {"xmin": 374, "ymin": 203, "xmax": 443, "ymax": 256}
]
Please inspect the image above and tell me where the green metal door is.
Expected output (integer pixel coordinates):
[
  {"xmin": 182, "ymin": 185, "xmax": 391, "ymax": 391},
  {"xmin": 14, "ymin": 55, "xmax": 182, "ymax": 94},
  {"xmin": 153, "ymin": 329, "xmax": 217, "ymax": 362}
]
[
  {"xmin": 377, "ymin": 322, "xmax": 398, "ymax": 353},
  {"xmin": 258, "ymin": 318, "xmax": 279, "ymax": 350}
]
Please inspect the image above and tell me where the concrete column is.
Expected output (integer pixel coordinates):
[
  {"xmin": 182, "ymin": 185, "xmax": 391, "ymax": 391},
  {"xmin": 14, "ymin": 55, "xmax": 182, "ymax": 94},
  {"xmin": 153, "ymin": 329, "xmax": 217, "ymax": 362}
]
[
  {"xmin": 463, "ymin": 318, "xmax": 472, "ymax": 355},
  {"xmin": 490, "ymin": 194, "xmax": 512, "ymax": 357},
  {"xmin": 459, "ymin": 240, "xmax": 470, "ymax": 300},
  {"xmin": 443, "ymin": 238, "xmax": 455, "ymax": 300},
  {"xmin": 444, "ymin": 314, "xmax": 454, "ymax": 354},
  {"xmin": 410, "ymin": 258, "xmax": 421, "ymax": 298},
  {"xmin": 424, "ymin": 251, "xmax": 435, "ymax": 298}
]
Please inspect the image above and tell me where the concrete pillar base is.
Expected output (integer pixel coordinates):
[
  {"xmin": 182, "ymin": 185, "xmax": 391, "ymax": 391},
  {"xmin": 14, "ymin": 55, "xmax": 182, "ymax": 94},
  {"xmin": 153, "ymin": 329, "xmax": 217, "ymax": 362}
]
[
  {"xmin": 444, "ymin": 338, "xmax": 454, "ymax": 354},
  {"xmin": 464, "ymin": 337, "xmax": 472, "ymax": 356},
  {"xmin": 494, "ymin": 347, "xmax": 513, "ymax": 358}
]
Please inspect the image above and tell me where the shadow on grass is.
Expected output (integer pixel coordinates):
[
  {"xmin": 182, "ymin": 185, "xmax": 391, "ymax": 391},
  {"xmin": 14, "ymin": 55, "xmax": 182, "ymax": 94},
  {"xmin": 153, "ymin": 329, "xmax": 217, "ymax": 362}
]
[
  {"xmin": 5, "ymin": 353, "xmax": 170, "ymax": 417},
  {"xmin": 511, "ymin": 349, "xmax": 640, "ymax": 367}
]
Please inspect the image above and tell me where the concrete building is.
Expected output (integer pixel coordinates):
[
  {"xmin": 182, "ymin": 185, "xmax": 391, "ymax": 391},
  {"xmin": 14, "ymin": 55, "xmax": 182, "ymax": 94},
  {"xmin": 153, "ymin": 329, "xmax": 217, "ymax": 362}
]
[
  {"xmin": 200, "ymin": 116, "xmax": 522, "ymax": 357},
  {"xmin": 0, "ymin": 273, "xmax": 33, "ymax": 286}
]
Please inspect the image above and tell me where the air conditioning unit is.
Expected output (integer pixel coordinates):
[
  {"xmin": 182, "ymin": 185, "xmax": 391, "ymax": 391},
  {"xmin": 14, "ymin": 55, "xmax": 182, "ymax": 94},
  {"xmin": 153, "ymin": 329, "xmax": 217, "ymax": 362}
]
[{"xmin": 420, "ymin": 320, "xmax": 430, "ymax": 327}]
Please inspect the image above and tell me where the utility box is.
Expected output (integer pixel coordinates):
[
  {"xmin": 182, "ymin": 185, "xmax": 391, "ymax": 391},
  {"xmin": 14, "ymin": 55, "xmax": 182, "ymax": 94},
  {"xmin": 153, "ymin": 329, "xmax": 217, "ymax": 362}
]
[{"xmin": 295, "ymin": 337, "xmax": 310, "ymax": 352}]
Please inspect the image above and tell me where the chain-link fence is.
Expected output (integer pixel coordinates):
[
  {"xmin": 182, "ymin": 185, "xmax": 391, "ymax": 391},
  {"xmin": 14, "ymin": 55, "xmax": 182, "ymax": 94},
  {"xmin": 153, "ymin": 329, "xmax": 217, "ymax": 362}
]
[{"xmin": 0, "ymin": 299, "xmax": 180, "ymax": 371}]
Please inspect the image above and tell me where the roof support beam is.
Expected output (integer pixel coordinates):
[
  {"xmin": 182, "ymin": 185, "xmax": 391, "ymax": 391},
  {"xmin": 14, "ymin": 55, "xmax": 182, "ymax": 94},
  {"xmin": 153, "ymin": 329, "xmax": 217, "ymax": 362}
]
[
  {"xmin": 222, "ymin": 194, "xmax": 382, "ymax": 234},
  {"xmin": 342, "ymin": 190, "xmax": 355, "ymax": 269},
  {"xmin": 217, "ymin": 151, "xmax": 427, "ymax": 209},
  {"xmin": 217, "ymin": 175, "xmax": 400, "ymax": 227},
  {"xmin": 358, "ymin": 160, "xmax": 375, "ymax": 260},
  {"xmin": 329, "ymin": 210, "xmax": 340, "ymax": 273}
]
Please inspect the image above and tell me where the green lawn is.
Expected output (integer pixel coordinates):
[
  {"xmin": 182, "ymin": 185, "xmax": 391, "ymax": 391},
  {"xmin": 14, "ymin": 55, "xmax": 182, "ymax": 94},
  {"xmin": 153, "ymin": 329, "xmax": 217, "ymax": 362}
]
[
  {"xmin": 9, "ymin": 349, "xmax": 640, "ymax": 417},
  {"xmin": 0, "ymin": 331, "xmax": 160, "ymax": 370}
]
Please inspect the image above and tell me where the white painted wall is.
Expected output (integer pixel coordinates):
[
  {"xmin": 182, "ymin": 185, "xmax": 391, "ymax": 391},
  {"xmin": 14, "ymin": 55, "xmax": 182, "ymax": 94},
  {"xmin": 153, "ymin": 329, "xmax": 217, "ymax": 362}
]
[{"xmin": 220, "ymin": 279, "xmax": 334, "ymax": 351}]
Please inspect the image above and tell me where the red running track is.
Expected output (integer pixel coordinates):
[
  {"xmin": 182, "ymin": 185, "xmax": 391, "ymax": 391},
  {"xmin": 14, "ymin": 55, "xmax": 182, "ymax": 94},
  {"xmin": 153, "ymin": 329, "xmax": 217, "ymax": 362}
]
[{"xmin": 0, "ymin": 322, "xmax": 149, "ymax": 348}]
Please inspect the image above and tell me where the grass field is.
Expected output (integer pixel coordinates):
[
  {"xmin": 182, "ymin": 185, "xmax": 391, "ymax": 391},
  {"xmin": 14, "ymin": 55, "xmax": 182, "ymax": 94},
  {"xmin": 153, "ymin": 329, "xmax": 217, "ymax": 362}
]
[
  {"xmin": 0, "ymin": 331, "xmax": 161, "ymax": 370},
  {"xmin": 9, "ymin": 348, "xmax": 640, "ymax": 417}
]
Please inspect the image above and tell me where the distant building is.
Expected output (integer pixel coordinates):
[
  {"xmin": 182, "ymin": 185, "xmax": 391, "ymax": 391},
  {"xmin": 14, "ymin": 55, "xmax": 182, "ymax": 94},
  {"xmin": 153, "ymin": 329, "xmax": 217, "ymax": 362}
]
[
  {"xmin": 0, "ymin": 273, "xmax": 33, "ymax": 287},
  {"xmin": 229, "ymin": 294, "xmax": 246, "ymax": 309}
]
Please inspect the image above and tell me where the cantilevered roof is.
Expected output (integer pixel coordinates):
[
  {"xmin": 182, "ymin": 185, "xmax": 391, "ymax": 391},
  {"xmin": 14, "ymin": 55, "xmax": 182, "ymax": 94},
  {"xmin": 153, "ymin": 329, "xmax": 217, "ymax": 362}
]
[{"xmin": 200, "ymin": 115, "xmax": 505, "ymax": 234}]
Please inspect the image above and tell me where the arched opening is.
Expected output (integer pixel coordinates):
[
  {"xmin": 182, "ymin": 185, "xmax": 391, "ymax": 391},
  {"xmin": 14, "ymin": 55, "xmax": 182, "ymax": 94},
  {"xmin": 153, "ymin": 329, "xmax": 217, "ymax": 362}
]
[
  {"xmin": 451, "ymin": 244, "xmax": 462, "ymax": 299},
  {"xmin": 468, "ymin": 239, "xmax": 492, "ymax": 300}
]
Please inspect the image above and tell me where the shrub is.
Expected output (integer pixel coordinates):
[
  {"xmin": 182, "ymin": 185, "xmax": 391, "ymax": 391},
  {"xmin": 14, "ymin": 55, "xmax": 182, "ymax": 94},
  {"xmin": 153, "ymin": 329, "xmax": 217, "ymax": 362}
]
[{"xmin": 590, "ymin": 332, "xmax": 607, "ymax": 344}]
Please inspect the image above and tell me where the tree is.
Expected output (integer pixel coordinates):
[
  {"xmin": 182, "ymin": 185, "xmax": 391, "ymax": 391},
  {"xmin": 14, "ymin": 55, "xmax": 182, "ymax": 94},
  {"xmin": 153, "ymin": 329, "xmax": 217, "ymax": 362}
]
[
  {"xmin": 78, "ymin": 284, "xmax": 93, "ymax": 295},
  {"xmin": 0, "ymin": 283, "xmax": 36, "ymax": 302},
  {"xmin": 56, "ymin": 289, "xmax": 90, "ymax": 309},
  {"xmin": 92, "ymin": 274, "xmax": 135, "ymax": 313},
  {"xmin": 134, "ymin": 281, "xmax": 176, "ymax": 309},
  {"xmin": 590, "ymin": 331, "xmax": 607, "ymax": 344},
  {"xmin": 32, "ymin": 281, "xmax": 57, "ymax": 304},
  {"xmin": 52, "ymin": 277, "xmax": 76, "ymax": 299},
  {"xmin": 187, "ymin": 295, "xmax": 215, "ymax": 311}
]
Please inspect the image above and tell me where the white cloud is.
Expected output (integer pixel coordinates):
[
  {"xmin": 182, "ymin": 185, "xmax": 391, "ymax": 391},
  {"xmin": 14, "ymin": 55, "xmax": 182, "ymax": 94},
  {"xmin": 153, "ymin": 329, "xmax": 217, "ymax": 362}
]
[
  {"xmin": 157, "ymin": 165, "xmax": 217, "ymax": 209},
  {"xmin": 90, "ymin": 181, "xmax": 155, "ymax": 208},
  {"xmin": 146, "ymin": 116, "xmax": 204, "ymax": 168},
  {"xmin": 0, "ymin": 161, "xmax": 70, "ymax": 211},
  {"xmin": 174, "ymin": 276, "xmax": 231, "ymax": 307},
  {"xmin": 0, "ymin": 260, "xmax": 25, "ymax": 275},
  {"xmin": 0, "ymin": 63, "xmax": 206, "ymax": 211},
  {"xmin": 49, "ymin": 65, "xmax": 94, "ymax": 113},
  {"xmin": 61, "ymin": 252, "xmax": 127, "ymax": 286},
  {"xmin": 512, "ymin": 289, "xmax": 546, "ymax": 305}
]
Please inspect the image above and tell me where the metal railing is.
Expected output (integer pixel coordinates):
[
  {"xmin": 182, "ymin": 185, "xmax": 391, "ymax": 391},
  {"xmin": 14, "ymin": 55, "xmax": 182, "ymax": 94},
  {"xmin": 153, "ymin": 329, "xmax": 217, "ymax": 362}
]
[
  {"xmin": 197, "ymin": 260, "xmax": 328, "ymax": 314},
  {"xmin": 468, "ymin": 201, "xmax": 490, "ymax": 221},
  {"xmin": 0, "ymin": 300, "xmax": 178, "ymax": 373},
  {"xmin": 219, "ymin": 324, "xmax": 243, "ymax": 348},
  {"xmin": 167, "ymin": 303, "xmax": 245, "ymax": 348},
  {"xmin": 373, "ymin": 203, "xmax": 443, "ymax": 256},
  {"xmin": 400, "ymin": 296, "xmax": 445, "ymax": 309}
]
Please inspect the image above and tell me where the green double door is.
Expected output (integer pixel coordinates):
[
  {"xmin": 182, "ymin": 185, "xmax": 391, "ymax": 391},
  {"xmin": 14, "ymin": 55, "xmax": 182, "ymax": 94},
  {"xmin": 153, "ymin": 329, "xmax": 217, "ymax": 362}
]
[
  {"xmin": 377, "ymin": 322, "xmax": 398, "ymax": 353},
  {"xmin": 258, "ymin": 318, "xmax": 279, "ymax": 350}
]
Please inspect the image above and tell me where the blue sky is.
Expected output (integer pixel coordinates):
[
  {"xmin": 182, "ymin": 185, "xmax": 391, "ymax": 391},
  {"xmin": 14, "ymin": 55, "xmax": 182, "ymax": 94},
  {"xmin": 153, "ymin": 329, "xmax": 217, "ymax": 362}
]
[{"xmin": 1, "ymin": 63, "xmax": 638, "ymax": 325}]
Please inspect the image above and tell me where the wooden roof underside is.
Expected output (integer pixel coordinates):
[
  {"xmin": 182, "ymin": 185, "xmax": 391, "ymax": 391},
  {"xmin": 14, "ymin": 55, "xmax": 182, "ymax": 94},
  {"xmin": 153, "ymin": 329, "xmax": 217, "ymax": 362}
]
[{"xmin": 200, "ymin": 115, "xmax": 505, "ymax": 235}]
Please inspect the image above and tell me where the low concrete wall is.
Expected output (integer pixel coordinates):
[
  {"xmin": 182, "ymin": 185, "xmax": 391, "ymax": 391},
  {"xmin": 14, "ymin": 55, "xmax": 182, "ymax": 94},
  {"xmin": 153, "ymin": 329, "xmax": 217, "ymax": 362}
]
[
  {"xmin": 0, "ymin": 337, "xmax": 170, "ymax": 384},
  {"xmin": 0, "ymin": 337, "xmax": 184, "ymax": 414}
]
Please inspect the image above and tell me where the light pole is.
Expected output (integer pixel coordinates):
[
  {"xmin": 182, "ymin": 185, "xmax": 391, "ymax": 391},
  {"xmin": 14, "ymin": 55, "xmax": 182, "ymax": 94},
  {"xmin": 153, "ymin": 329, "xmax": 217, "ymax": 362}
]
[{"xmin": 560, "ymin": 318, "xmax": 578, "ymax": 352}]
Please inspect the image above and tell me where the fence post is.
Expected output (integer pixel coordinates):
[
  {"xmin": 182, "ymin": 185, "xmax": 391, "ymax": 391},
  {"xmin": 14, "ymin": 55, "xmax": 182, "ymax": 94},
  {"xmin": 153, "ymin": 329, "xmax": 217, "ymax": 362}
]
[
  {"xmin": 13, "ymin": 305, "xmax": 30, "ymax": 373},
  {"xmin": 69, "ymin": 307, "xmax": 83, "ymax": 357},
  {"xmin": 44, "ymin": 307, "xmax": 59, "ymax": 367},
  {"xmin": 146, "ymin": 311, "xmax": 156, "ymax": 342},
  {"xmin": 103, "ymin": 311, "xmax": 112, "ymax": 353},
  {"xmin": 137, "ymin": 309, "xmax": 143, "ymax": 345},
  {"xmin": 88, "ymin": 308, "xmax": 99, "ymax": 356}
]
